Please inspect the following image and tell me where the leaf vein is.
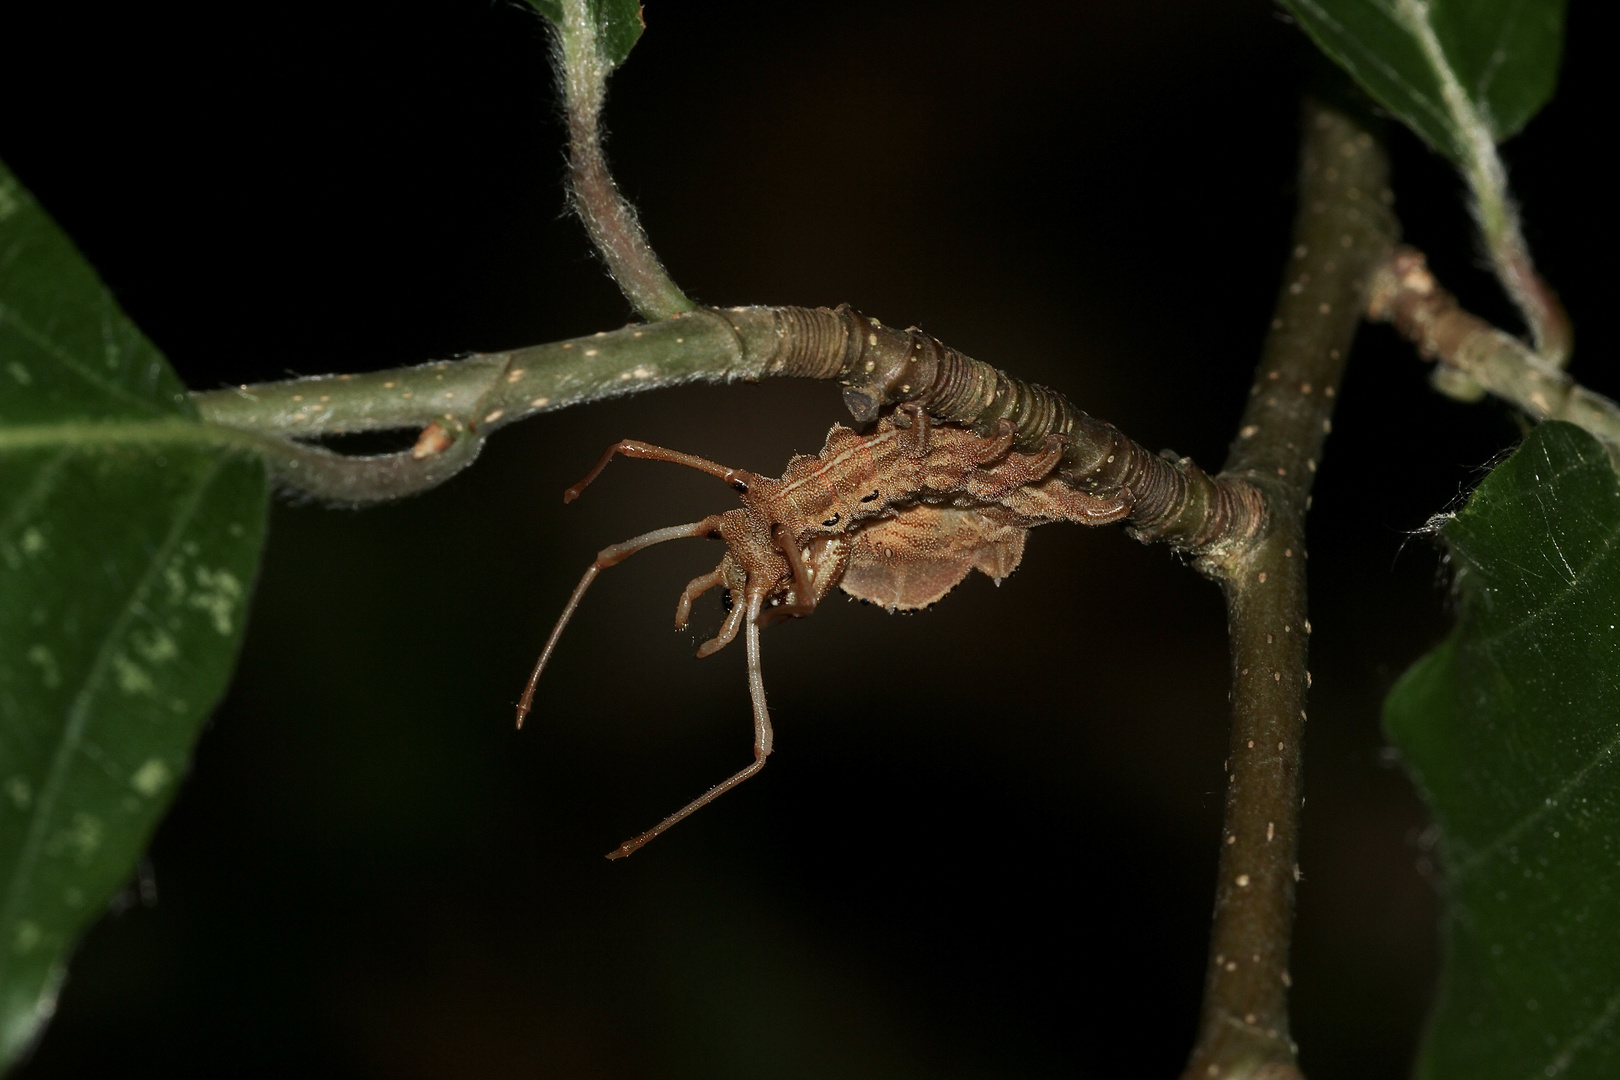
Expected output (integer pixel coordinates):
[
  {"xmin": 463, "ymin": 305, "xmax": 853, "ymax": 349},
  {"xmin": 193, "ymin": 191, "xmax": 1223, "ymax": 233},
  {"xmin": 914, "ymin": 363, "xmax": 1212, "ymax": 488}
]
[
  {"xmin": 1530, "ymin": 981, "xmax": 1620, "ymax": 1078},
  {"xmin": 0, "ymin": 447, "xmax": 72, "ymax": 548},
  {"xmin": 1468, "ymin": 514, "xmax": 1620, "ymax": 648},
  {"xmin": 0, "ymin": 300, "xmax": 168, "ymax": 417},
  {"xmin": 1450, "ymin": 722, "xmax": 1620, "ymax": 880}
]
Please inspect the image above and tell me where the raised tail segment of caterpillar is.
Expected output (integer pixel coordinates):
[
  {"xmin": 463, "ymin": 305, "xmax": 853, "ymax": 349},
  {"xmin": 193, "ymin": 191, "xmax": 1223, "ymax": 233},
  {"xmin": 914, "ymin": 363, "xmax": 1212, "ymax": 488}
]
[{"xmin": 516, "ymin": 404, "xmax": 1132, "ymax": 859}]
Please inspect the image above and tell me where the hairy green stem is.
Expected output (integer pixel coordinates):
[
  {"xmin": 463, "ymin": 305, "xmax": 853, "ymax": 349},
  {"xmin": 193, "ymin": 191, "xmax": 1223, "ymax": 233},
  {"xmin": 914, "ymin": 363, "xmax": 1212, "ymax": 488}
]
[
  {"xmin": 553, "ymin": 0, "xmax": 694, "ymax": 320},
  {"xmin": 1392, "ymin": 0, "xmax": 1570, "ymax": 367},
  {"xmin": 195, "ymin": 310, "xmax": 772, "ymax": 502},
  {"xmin": 1181, "ymin": 102, "xmax": 1394, "ymax": 1080},
  {"xmin": 194, "ymin": 315, "xmax": 746, "ymax": 438}
]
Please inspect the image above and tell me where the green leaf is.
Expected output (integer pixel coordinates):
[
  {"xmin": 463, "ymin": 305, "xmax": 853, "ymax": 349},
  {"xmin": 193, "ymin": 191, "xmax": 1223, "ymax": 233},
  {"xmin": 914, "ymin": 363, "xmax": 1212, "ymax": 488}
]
[
  {"xmin": 1386, "ymin": 422, "xmax": 1620, "ymax": 1080},
  {"xmin": 524, "ymin": 0, "xmax": 645, "ymax": 69},
  {"xmin": 1279, "ymin": 0, "xmax": 1565, "ymax": 161},
  {"xmin": 0, "ymin": 158, "xmax": 268, "ymax": 1066}
]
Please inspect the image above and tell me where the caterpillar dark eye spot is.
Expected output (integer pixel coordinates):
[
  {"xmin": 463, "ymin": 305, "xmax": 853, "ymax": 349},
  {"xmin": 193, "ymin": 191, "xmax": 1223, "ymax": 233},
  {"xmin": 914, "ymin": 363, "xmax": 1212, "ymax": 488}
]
[
  {"xmin": 730, "ymin": 478, "xmax": 749, "ymax": 493},
  {"xmin": 822, "ymin": 513, "xmax": 840, "ymax": 527},
  {"xmin": 860, "ymin": 490, "xmax": 880, "ymax": 502}
]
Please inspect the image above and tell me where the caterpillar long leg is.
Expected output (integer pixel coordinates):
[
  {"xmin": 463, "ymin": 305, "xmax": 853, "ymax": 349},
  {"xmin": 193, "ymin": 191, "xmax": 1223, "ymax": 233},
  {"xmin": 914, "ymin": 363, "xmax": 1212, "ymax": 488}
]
[
  {"xmin": 606, "ymin": 590, "xmax": 774, "ymax": 860},
  {"xmin": 564, "ymin": 439, "xmax": 757, "ymax": 502},
  {"xmin": 516, "ymin": 516, "xmax": 725, "ymax": 728}
]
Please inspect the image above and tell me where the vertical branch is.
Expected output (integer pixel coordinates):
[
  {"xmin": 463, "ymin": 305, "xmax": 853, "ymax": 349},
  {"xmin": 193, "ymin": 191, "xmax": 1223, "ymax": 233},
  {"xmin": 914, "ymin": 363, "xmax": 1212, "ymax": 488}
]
[
  {"xmin": 1181, "ymin": 102, "xmax": 1395, "ymax": 1080},
  {"xmin": 555, "ymin": 0, "xmax": 696, "ymax": 320}
]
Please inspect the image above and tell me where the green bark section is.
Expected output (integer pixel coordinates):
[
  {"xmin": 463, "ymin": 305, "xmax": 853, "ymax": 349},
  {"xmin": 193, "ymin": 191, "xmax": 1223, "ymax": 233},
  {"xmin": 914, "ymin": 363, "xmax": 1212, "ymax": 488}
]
[
  {"xmin": 1280, "ymin": 0, "xmax": 1565, "ymax": 159},
  {"xmin": 0, "ymin": 158, "xmax": 269, "ymax": 1067},
  {"xmin": 1386, "ymin": 422, "xmax": 1620, "ymax": 1080}
]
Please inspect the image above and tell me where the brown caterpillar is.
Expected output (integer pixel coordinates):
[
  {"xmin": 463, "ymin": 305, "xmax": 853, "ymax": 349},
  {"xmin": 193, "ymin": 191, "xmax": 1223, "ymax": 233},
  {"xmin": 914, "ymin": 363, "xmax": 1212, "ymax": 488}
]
[{"xmin": 518, "ymin": 404, "xmax": 1132, "ymax": 859}]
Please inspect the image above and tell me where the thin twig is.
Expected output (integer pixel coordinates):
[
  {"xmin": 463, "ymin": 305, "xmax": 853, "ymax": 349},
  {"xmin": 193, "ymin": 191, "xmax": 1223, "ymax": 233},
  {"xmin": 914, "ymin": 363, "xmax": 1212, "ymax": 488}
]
[
  {"xmin": 1366, "ymin": 247, "xmax": 1620, "ymax": 450},
  {"xmin": 192, "ymin": 307, "xmax": 1263, "ymax": 551},
  {"xmin": 1180, "ymin": 101, "xmax": 1395, "ymax": 1080}
]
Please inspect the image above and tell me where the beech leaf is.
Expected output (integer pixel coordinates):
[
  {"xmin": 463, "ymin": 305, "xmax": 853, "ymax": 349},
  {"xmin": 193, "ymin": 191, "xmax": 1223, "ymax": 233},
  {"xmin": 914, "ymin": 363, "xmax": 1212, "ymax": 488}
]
[
  {"xmin": 0, "ymin": 158, "xmax": 268, "ymax": 1067},
  {"xmin": 1386, "ymin": 422, "xmax": 1620, "ymax": 1079}
]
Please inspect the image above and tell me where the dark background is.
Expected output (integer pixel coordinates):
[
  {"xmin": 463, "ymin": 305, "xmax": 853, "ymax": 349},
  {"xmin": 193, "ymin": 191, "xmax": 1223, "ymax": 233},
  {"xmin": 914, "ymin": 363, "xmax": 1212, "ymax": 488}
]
[{"xmin": 2, "ymin": 1, "xmax": 1613, "ymax": 1076}]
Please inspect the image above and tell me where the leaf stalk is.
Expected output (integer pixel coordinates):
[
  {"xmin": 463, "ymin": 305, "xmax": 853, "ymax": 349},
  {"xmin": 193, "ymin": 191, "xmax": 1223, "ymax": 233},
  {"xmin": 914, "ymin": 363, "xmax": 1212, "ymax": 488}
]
[
  {"xmin": 1392, "ymin": 0, "xmax": 1571, "ymax": 367},
  {"xmin": 553, "ymin": 0, "xmax": 695, "ymax": 320}
]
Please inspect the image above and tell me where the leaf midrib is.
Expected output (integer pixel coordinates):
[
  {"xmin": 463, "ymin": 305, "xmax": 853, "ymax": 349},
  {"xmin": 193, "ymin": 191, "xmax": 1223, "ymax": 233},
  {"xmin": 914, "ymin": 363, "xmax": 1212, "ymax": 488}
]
[{"xmin": 0, "ymin": 418, "xmax": 254, "ymax": 455}]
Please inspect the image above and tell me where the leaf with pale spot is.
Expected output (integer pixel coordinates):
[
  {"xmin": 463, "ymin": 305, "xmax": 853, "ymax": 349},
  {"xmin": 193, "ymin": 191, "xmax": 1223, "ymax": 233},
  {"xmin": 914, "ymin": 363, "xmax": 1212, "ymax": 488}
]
[
  {"xmin": 1386, "ymin": 422, "xmax": 1620, "ymax": 1079},
  {"xmin": 0, "ymin": 157, "xmax": 268, "ymax": 1067}
]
